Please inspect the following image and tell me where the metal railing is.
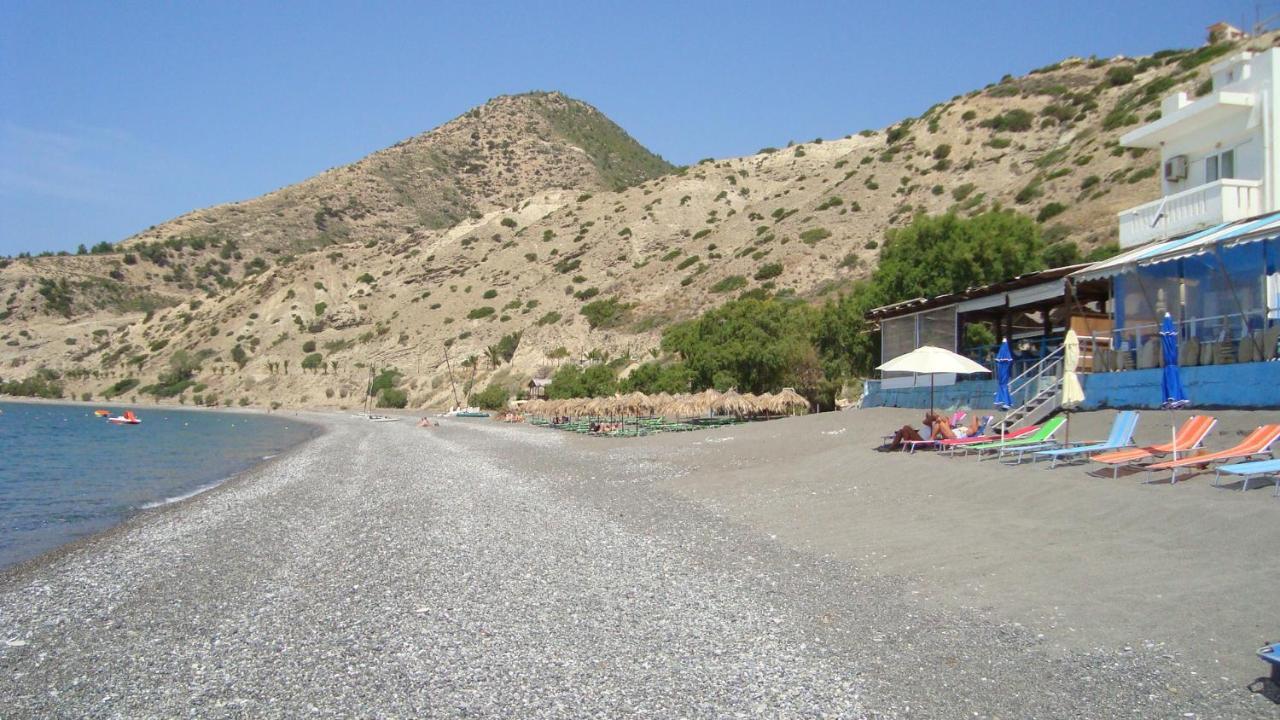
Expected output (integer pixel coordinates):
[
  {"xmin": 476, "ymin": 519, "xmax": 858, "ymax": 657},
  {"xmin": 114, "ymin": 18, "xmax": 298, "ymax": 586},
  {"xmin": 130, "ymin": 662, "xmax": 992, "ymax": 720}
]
[{"xmin": 1094, "ymin": 311, "xmax": 1278, "ymax": 370}]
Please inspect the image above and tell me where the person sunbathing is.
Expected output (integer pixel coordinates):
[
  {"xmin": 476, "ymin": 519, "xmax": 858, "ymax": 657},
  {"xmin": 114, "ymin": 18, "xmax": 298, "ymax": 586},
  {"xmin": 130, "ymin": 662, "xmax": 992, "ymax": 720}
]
[
  {"xmin": 886, "ymin": 412, "xmax": 938, "ymax": 451},
  {"xmin": 931, "ymin": 414, "xmax": 981, "ymax": 440}
]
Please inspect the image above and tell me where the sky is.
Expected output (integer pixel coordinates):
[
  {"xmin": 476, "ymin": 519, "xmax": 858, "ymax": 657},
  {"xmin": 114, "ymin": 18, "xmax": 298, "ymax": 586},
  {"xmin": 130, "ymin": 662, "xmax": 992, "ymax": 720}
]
[{"xmin": 0, "ymin": 0, "xmax": 1257, "ymax": 256}]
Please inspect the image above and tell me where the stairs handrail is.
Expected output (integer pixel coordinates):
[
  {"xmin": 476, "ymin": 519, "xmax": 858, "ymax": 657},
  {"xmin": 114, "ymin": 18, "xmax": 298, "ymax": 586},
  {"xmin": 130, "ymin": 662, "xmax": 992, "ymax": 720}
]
[{"xmin": 1003, "ymin": 343, "xmax": 1064, "ymax": 392}]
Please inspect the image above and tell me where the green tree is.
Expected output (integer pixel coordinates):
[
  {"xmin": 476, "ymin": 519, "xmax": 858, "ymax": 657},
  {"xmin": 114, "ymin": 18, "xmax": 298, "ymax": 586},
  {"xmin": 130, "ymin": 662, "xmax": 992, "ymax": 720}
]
[
  {"xmin": 661, "ymin": 297, "xmax": 818, "ymax": 394},
  {"xmin": 620, "ymin": 361, "xmax": 691, "ymax": 394},
  {"xmin": 874, "ymin": 210, "xmax": 1045, "ymax": 305},
  {"xmin": 471, "ymin": 384, "xmax": 510, "ymax": 410},
  {"xmin": 301, "ymin": 352, "xmax": 324, "ymax": 372}
]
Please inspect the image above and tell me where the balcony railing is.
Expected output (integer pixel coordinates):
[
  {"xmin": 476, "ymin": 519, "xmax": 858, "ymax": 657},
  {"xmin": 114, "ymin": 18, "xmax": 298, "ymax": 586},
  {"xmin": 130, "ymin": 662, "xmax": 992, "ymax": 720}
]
[{"xmin": 1117, "ymin": 178, "xmax": 1263, "ymax": 248}]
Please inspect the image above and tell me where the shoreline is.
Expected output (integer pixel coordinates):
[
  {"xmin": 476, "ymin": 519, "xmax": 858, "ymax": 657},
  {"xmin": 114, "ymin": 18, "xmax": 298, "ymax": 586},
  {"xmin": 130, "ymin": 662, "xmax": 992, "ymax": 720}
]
[
  {"xmin": 0, "ymin": 402, "xmax": 329, "ymax": 581},
  {"xmin": 0, "ymin": 408, "xmax": 1276, "ymax": 716}
]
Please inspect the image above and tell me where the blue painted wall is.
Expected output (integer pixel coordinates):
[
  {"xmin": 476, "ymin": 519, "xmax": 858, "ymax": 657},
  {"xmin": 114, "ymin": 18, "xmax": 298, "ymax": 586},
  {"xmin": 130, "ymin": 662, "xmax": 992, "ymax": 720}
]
[
  {"xmin": 1079, "ymin": 362, "xmax": 1280, "ymax": 409},
  {"xmin": 863, "ymin": 378, "xmax": 998, "ymax": 410},
  {"xmin": 863, "ymin": 362, "xmax": 1280, "ymax": 410}
]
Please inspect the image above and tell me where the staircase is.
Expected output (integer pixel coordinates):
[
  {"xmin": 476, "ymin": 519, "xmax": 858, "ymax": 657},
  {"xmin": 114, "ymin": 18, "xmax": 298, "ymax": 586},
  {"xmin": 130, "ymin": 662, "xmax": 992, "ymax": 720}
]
[{"xmin": 995, "ymin": 346, "xmax": 1063, "ymax": 432}]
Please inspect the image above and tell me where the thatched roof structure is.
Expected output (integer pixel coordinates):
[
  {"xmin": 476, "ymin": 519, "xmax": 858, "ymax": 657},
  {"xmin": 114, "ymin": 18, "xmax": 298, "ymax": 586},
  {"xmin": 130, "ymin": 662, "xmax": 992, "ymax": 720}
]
[{"xmin": 772, "ymin": 387, "xmax": 809, "ymax": 414}]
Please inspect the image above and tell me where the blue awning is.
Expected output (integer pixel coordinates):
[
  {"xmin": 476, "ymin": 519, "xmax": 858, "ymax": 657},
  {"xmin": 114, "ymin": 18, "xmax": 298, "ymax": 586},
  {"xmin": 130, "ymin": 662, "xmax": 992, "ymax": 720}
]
[{"xmin": 1072, "ymin": 211, "xmax": 1280, "ymax": 281}]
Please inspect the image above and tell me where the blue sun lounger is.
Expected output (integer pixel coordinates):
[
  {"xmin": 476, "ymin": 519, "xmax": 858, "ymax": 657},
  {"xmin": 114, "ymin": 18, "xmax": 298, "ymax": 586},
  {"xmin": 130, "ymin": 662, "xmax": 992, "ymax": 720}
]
[
  {"xmin": 1033, "ymin": 411, "xmax": 1140, "ymax": 469},
  {"xmin": 1213, "ymin": 458, "xmax": 1280, "ymax": 495},
  {"xmin": 1260, "ymin": 642, "xmax": 1280, "ymax": 683}
]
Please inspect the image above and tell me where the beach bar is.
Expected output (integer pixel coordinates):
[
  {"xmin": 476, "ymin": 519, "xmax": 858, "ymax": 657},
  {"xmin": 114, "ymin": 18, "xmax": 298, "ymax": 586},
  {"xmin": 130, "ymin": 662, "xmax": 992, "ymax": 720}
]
[{"xmin": 864, "ymin": 48, "xmax": 1280, "ymax": 412}]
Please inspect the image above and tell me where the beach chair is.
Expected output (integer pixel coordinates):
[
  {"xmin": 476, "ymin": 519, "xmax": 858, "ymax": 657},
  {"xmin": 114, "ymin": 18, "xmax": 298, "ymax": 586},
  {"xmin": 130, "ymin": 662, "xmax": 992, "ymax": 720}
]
[
  {"xmin": 1212, "ymin": 458, "xmax": 1280, "ymax": 494},
  {"xmin": 991, "ymin": 417, "xmax": 1071, "ymax": 464},
  {"xmin": 960, "ymin": 417, "xmax": 1066, "ymax": 461},
  {"xmin": 1033, "ymin": 411, "xmax": 1140, "ymax": 469},
  {"xmin": 903, "ymin": 415, "xmax": 992, "ymax": 454},
  {"xmin": 1145, "ymin": 424, "xmax": 1280, "ymax": 483},
  {"xmin": 1089, "ymin": 415, "xmax": 1217, "ymax": 479},
  {"xmin": 938, "ymin": 424, "xmax": 1039, "ymax": 455},
  {"xmin": 1260, "ymin": 642, "xmax": 1280, "ymax": 683}
]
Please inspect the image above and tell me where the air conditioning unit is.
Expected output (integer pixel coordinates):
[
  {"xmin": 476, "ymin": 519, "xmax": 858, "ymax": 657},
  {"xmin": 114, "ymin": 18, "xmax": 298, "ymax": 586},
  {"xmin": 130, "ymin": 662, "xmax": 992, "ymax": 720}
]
[{"xmin": 1164, "ymin": 155, "xmax": 1188, "ymax": 182}]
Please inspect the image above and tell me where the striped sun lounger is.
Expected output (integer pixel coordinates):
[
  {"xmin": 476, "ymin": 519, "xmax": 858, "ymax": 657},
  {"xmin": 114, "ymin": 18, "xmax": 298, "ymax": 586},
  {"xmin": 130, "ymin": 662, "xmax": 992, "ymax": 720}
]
[
  {"xmin": 1213, "ymin": 458, "xmax": 1280, "ymax": 495},
  {"xmin": 1034, "ymin": 411, "xmax": 1140, "ymax": 469}
]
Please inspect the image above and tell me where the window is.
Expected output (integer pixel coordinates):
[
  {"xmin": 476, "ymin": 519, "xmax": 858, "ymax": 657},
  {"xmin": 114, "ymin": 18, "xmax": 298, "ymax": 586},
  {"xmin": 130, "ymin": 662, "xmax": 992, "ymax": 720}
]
[{"xmin": 1206, "ymin": 149, "xmax": 1235, "ymax": 182}]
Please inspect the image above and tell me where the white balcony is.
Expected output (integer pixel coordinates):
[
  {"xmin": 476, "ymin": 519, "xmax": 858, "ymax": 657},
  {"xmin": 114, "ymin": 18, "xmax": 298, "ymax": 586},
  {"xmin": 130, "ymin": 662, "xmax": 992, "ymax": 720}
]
[{"xmin": 1117, "ymin": 178, "xmax": 1263, "ymax": 248}]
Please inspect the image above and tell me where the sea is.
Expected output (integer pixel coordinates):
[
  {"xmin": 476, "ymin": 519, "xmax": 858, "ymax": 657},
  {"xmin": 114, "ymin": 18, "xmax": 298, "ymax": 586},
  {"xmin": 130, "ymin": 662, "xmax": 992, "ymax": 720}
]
[{"xmin": 0, "ymin": 401, "xmax": 318, "ymax": 570}]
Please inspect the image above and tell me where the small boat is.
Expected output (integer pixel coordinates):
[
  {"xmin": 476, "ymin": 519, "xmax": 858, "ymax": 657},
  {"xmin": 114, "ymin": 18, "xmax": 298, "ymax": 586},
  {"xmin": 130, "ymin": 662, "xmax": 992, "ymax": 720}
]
[
  {"xmin": 366, "ymin": 414, "xmax": 399, "ymax": 423},
  {"xmin": 107, "ymin": 410, "xmax": 141, "ymax": 425},
  {"xmin": 93, "ymin": 409, "xmax": 111, "ymax": 417},
  {"xmin": 443, "ymin": 407, "xmax": 489, "ymax": 418}
]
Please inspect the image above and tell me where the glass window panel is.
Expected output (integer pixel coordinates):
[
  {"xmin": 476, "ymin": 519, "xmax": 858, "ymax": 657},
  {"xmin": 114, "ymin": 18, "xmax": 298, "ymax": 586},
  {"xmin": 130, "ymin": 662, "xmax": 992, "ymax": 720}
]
[
  {"xmin": 1220, "ymin": 149, "xmax": 1234, "ymax": 179},
  {"xmin": 1206, "ymin": 155, "xmax": 1219, "ymax": 182}
]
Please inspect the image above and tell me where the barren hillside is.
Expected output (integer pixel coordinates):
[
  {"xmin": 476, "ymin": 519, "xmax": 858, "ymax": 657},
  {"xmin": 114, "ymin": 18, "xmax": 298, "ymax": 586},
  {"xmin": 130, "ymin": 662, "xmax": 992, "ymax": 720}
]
[{"xmin": 0, "ymin": 37, "xmax": 1264, "ymax": 409}]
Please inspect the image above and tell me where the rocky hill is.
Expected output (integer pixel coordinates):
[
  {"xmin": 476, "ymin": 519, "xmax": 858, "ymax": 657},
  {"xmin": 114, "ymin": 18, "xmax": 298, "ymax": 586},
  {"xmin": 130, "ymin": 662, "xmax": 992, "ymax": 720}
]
[{"xmin": 0, "ymin": 37, "xmax": 1264, "ymax": 409}]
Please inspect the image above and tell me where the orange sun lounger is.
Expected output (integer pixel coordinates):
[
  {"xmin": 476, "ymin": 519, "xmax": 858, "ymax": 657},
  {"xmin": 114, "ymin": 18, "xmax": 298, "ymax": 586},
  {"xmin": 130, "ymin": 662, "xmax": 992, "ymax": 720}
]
[
  {"xmin": 1145, "ymin": 424, "xmax": 1280, "ymax": 483},
  {"xmin": 1090, "ymin": 415, "xmax": 1217, "ymax": 479}
]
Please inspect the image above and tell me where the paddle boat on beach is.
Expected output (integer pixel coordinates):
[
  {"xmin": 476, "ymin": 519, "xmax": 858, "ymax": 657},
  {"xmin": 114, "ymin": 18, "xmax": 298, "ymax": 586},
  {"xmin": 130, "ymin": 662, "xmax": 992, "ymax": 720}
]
[
  {"xmin": 106, "ymin": 410, "xmax": 141, "ymax": 425},
  {"xmin": 441, "ymin": 407, "xmax": 489, "ymax": 418}
]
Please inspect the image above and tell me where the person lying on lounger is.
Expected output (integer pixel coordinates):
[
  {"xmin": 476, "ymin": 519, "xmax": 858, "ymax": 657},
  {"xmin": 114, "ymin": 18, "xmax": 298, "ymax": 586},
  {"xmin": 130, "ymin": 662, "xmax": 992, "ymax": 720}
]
[
  {"xmin": 886, "ymin": 412, "xmax": 939, "ymax": 451},
  {"xmin": 931, "ymin": 414, "xmax": 981, "ymax": 440}
]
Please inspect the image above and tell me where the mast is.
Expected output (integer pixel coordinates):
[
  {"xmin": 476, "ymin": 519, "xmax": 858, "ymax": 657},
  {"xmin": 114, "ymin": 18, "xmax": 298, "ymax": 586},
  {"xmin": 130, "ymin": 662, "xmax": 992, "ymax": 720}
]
[
  {"xmin": 442, "ymin": 344, "xmax": 461, "ymax": 409},
  {"xmin": 466, "ymin": 359, "xmax": 478, "ymax": 408}
]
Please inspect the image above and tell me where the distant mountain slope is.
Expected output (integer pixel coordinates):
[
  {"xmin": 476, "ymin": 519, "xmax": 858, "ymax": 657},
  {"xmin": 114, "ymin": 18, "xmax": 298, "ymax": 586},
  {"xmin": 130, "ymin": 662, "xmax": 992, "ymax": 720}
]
[
  {"xmin": 0, "ymin": 34, "xmax": 1266, "ymax": 409},
  {"xmin": 122, "ymin": 92, "xmax": 674, "ymax": 254}
]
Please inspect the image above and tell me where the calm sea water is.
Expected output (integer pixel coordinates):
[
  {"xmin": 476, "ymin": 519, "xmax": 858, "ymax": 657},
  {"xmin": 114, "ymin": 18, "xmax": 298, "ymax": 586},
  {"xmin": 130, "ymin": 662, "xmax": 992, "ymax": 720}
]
[{"xmin": 0, "ymin": 402, "xmax": 318, "ymax": 569}]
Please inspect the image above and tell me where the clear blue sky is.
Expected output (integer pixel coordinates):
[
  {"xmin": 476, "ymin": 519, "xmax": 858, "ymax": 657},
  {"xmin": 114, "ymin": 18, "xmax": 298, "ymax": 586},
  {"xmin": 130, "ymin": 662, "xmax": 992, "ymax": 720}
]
[{"xmin": 0, "ymin": 0, "xmax": 1254, "ymax": 255}]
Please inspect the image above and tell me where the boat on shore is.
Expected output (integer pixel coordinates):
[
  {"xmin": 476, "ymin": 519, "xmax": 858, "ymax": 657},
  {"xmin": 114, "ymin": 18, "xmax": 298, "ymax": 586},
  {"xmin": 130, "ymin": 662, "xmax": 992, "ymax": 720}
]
[{"xmin": 441, "ymin": 407, "xmax": 489, "ymax": 418}]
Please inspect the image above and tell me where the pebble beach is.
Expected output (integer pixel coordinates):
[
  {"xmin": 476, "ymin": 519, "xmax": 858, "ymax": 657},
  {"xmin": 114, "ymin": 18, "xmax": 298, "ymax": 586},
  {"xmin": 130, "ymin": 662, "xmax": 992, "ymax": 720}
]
[{"xmin": 1, "ymin": 409, "xmax": 1276, "ymax": 718}]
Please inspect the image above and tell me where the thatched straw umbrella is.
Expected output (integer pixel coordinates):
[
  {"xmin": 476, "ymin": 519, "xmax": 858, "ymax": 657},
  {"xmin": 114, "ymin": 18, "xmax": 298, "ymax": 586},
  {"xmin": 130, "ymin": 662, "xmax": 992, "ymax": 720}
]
[
  {"xmin": 690, "ymin": 388, "xmax": 721, "ymax": 416},
  {"xmin": 773, "ymin": 387, "xmax": 809, "ymax": 415},
  {"xmin": 740, "ymin": 392, "xmax": 763, "ymax": 417},
  {"xmin": 624, "ymin": 391, "xmax": 652, "ymax": 416},
  {"xmin": 716, "ymin": 389, "xmax": 750, "ymax": 417},
  {"xmin": 652, "ymin": 392, "xmax": 675, "ymax": 417},
  {"xmin": 755, "ymin": 392, "xmax": 775, "ymax": 417}
]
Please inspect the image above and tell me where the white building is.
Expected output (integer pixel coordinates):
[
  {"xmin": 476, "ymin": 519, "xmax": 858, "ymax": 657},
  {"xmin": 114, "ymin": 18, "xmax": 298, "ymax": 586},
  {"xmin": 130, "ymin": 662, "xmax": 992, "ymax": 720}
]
[{"xmin": 1117, "ymin": 48, "xmax": 1278, "ymax": 248}]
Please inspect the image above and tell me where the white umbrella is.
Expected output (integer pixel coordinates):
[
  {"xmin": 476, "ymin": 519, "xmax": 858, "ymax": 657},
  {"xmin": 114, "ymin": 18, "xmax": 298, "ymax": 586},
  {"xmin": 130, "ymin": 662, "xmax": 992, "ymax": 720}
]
[
  {"xmin": 876, "ymin": 345, "xmax": 991, "ymax": 414},
  {"xmin": 1060, "ymin": 330, "xmax": 1085, "ymax": 445}
]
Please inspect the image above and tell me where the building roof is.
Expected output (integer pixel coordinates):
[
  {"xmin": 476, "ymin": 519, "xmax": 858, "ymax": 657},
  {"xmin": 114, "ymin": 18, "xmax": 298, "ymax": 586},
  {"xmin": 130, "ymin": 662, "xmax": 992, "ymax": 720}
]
[
  {"xmin": 529, "ymin": 377, "xmax": 554, "ymax": 387},
  {"xmin": 1072, "ymin": 210, "xmax": 1280, "ymax": 282},
  {"xmin": 864, "ymin": 264, "xmax": 1090, "ymax": 321}
]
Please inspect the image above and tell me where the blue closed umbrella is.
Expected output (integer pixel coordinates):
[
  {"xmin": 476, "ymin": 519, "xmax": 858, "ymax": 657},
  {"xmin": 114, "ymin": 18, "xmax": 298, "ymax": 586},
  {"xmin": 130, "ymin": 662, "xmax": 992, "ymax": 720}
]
[
  {"xmin": 994, "ymin": 339, "xmax": 1013, "ymax": 410},
  {"xmin": 1159, "ymin": 313, "xmax": 1189, "ymax": 481},
  {"xmin": 1159, "ymin": 313, "xmax": 1187, "ymax": 408}
]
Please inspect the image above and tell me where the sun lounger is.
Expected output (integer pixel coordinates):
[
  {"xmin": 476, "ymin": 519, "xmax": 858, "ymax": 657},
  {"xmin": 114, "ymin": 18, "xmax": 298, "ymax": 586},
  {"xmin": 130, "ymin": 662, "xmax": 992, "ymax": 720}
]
[
  {"xmin": 903, "ymin": 415, "xmax": 993, "ymax": 453},
  {"xmin": 1145, "ymin": 424, "xmax": 1280, "ymax": 483},
  {"xmin": 1089, "ymin": 415, "xmax": 1218, "ymax": 479},
  {"xmin": 1213, "ymin": 458, "xmax": 1280, "ymax": 494},
  {"xmin": 961, "ymin": 417, "xmax": 1066, "ymax": 461},
  {"xmin": 990, "ymin": 417, "xmax": 1071, "ymax": 464},
  {"xmin": 1033, "ymin": 411, "xmax": 1140, "ymax": 469},
  {"xmin": 938, "ymin": 424, "xmax": 1038, "ymax": 455},
  {"xmin": 1260, "ymin": 643, "xmax": 1280, "ymax": 683}
]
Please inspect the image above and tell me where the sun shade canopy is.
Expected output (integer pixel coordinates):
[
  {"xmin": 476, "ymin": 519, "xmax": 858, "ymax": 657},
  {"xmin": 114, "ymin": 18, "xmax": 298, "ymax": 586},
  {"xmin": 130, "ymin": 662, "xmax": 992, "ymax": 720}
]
[{"xmin": 875, "ymin": 345, "xmax": 992, "ymax": 375}]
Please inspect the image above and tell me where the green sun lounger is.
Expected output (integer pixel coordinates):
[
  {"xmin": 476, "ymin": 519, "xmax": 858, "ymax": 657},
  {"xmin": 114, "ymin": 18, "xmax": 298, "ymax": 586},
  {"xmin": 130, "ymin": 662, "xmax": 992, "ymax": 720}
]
[
  {"xmin": 1033, "ymin": 411, "xmax": 1139, "ymax": 468},
  {"xmin": 964, "ymin": 416, "xmax": 1066, "ymax": 461}
]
